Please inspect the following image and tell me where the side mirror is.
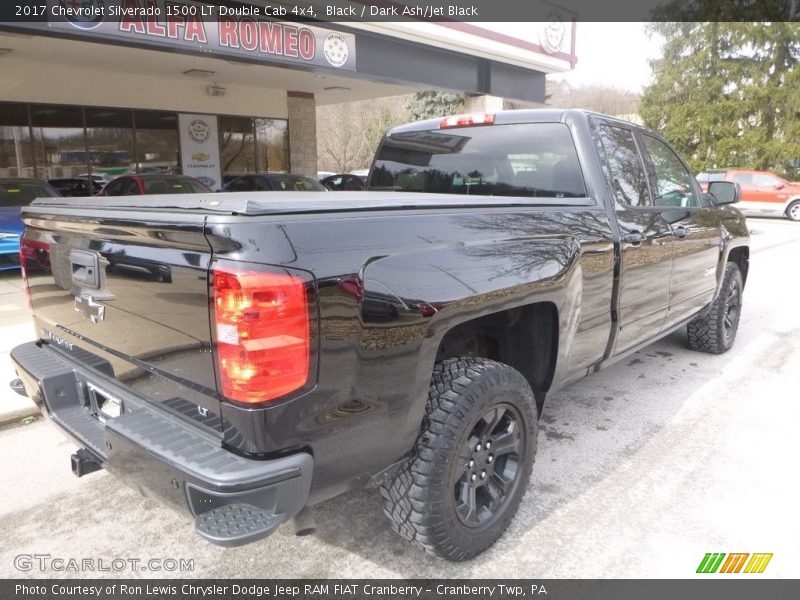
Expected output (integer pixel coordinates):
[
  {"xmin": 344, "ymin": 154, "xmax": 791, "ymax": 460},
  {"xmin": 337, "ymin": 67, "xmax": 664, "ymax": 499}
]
[
  {"xmin": 774, "ymin": 182, "xmax": 784, "ymax": 189},
  {"xmin": 708, "ymin": 181, "xmax": 740, "ymax": 205}
]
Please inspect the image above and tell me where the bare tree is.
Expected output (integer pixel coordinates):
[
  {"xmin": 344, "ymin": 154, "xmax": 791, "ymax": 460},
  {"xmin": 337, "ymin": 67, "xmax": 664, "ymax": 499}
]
[{"xmin": 317, "ymin": 95, "xmax": 411, "ymax": 173}]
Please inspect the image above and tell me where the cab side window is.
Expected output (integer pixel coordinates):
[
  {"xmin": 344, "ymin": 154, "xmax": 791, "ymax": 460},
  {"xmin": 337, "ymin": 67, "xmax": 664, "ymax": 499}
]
[
  {"xmin": 641, "ymin": 135, "xmax": 700, "ymax": 208},
  {"xmin": 120, "ymin": 179, "xmax": 140, "ymax": 196},
  {"xmin": 596, "ymin": 124, "xmax": 651, "ymax": 207},
  {"xmin": 104, "ymin": 180, "xmax": 123, "ymax": 196},
  {"xmin": 753, "ymin": 173, "xmax": 781, "ymax": 187}
]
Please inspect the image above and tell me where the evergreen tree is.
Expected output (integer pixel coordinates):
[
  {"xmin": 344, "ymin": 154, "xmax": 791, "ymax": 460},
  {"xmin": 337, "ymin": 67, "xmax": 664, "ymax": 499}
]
[
  {"xmin": 407, "ymin": 91, "xmax": 464, "ymax": 121},
  {"xmin": 640, "ymin": 22, "xmax": 800, "ymax": 175}
]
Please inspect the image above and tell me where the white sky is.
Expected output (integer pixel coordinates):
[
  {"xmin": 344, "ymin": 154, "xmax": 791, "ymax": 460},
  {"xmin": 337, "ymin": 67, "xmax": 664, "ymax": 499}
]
[{"xmin": 548, "ymin": 23, "xmax": 664, "ymax": 92}]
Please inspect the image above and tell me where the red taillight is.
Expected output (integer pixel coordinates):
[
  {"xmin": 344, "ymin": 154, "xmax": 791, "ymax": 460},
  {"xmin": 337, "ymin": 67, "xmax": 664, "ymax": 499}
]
[
  {"xmin": 19, "ymin": 236, "xmax": 45, "ymax": 311},
  {"xmin": 213, "ymin": 266, "xmax": 310, "ymax": 404},
  {"xmin": 439, "ymin": 113, "xmax": 495, "ymax": 129}
]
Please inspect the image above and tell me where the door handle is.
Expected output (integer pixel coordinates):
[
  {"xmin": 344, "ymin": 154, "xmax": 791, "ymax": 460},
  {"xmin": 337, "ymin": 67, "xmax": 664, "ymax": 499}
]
[
  {"xmin": 674, "ymin": 226, "xmax": 689, "ymax": 239},
  {"xmin": 623, "ymin": 231, "xmax": 644, "ymax": 246}
]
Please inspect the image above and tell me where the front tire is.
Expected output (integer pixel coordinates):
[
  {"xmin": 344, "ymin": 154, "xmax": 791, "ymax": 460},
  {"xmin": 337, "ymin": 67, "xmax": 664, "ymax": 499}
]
[
  {"xmin": 381, "ymin": 357, "xmax": 538, "ymax": 561},
  {"xmin": 786, "ymin": 200, "xmax": 800, "ymax": 222},
  {"xmin": 687, "ymin": 262, "xmax": 743, "ymax": 354}
]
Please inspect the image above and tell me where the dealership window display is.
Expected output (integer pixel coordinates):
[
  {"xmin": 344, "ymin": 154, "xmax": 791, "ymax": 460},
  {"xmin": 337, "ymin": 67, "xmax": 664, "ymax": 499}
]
[
  {"xmin": 0, "ymin": 103, "xmax": 34, "ymax": 178},
  {"xmin": 0, "ymin": 102, "xmax": 288, "ymax": 181}
]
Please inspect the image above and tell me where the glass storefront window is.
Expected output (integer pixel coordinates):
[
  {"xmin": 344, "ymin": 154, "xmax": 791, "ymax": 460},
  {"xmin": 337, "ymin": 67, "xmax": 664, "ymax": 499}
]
[
  {"xmin": 255, "ymin": 118, "xmax": 289, "ymax": 172},
  {"xmin": 86, "ymin": 108, "xmax": 135, "ymax": 179},
  {"xmin": 134, "ymin": 110, "xmax": 180, "ymax": 174},
  {"xmin": 219, "ymin": 116, "xmax": 256, "ymax": 175},
  {"xmin": 30, "ymin": 105, "xmax": 86, "ymax": 179},
  {"xmin": 0, "ymin": 103, "xmax": 288, "ymax": 181},
  {"xmin": 0, "ymin": 103, "xmax": 34, "ymax": 178}
]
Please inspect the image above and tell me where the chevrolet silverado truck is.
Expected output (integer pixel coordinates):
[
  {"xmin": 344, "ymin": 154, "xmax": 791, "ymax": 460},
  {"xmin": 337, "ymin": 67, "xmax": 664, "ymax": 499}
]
[{"xmin": 10, "ymin": 110, "xmax": 749, "ymax": 561}]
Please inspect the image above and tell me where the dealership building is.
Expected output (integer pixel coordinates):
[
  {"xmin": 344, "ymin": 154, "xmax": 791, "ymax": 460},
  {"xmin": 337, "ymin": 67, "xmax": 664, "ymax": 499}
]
[{"xmin": 0, "ymin": 1, "xmax": 576, "ymax": 189}]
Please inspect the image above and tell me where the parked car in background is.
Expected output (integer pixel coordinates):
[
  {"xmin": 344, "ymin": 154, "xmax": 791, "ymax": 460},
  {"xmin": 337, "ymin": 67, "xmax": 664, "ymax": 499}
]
[
  {"xmin": 349, "ymin": 169, "xmax": 370, "ymax": 178},
  {"xmin": 102, "ymin": 174, "xmax": 212, "ymax": 196},
  {"xmin": 316, "ymin": 171, "xmax": 337, "ymax": 181},
  {"xmin": 77, "ymin": 173, "xmax": 114, "ymax": 187},
  {"xmin": 48, "ymin": 178, "xmax": 103, "ymax": 197},
  {"xmin": 224, "ymin": 173, "xmax": 326, "ymax": 192},
  {"xmin": 0, "ymin": 178, "xmax": 60, "ymax": 270},
  {"xmin": 320, "ymin": 173, "xmax": 366, "ymax": 191},
  {"xmin": 697, "ymin": 169, "xmax": 800, "ymax": 221}
]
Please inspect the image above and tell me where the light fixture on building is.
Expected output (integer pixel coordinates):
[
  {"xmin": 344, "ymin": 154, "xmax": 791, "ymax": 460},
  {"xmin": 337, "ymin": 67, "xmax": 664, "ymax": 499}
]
[
  {"xmin": 183, "ymin": 69, "xmax": 215, "ymax": 78},
  {"xmin": 207, "ymin": 85, "xmax": 227, "ymax": 97},
  {"xmin": 0, "ymin": 48, "xmax": 14, "ymax": 56},
  {"xmin": 323, "ymin": 86, "xmax": 351, "ymax": 92}
]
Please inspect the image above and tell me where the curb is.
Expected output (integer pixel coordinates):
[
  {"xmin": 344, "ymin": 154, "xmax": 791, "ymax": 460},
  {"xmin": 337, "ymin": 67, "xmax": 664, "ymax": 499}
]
[{"xmin": 0, "ymin": 403, "xmax": 41, "ymax": 428}]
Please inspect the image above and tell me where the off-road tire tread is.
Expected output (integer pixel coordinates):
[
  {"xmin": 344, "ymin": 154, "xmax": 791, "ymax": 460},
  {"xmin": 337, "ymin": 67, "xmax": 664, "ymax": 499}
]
[
  {"xmin": 380, "ymin": 357, "xmax": 535, "ymax": 561},
  {"xmin": 687, "ymin": 262, "xmax": 742, "ymax": 354}
]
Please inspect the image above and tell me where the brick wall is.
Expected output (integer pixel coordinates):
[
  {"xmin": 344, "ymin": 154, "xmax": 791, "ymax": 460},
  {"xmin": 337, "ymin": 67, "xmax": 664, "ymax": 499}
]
[
  {"xmin": 463, "ymin": 94, "xmax": 505, "ymax": 113},
  {"xmin": 287, "ymin": 91, "xmax": 317, "ymax": 176}
]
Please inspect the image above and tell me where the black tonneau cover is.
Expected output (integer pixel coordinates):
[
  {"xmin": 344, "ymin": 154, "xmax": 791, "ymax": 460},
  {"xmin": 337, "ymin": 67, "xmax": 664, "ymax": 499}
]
[{"xmin": 29, "ymin": 191, "xmax": 596, "ymax": 216}]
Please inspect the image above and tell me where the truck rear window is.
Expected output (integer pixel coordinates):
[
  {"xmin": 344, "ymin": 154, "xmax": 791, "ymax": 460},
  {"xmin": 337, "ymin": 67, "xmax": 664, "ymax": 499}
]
[{"xmin": 370, "ymin": 123, "xmax": 587, "ymax": 199}]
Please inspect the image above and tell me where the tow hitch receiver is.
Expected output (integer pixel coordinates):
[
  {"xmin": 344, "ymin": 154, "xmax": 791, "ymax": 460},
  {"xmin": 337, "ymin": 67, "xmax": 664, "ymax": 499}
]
[{"xmin": 71, "ymin": 448, "xmax": 102, "ymax": 478}]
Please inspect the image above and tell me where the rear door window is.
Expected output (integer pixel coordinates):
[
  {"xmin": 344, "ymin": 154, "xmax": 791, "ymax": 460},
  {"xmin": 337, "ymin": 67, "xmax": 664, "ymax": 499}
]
[
  {"xmin": 371, "ymin": 123, "xmax": 587, "ymax": 199},
  {"xmin": 596, "ymin": 124, "xmax": 651, "ymax": 207}
]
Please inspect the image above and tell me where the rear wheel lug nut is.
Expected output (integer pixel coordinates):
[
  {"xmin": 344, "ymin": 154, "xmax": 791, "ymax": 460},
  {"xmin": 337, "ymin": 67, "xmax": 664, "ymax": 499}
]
[
  {"xmin": 470, "ymin": 473, "xmax": 477, "ymax": 482},
  {"xmin": 486, "ymin": 441, "xmax": 492, "ymax": 449},
  {"xmin": 468, "ymin": 459, "xmax": 474, "ymax": 467},
  {"xmin": 480, "ymin": 471, "xmax": 486, "ymax": 479},
  {"xmin": 487, "ymin": 455, "xmax": 494, "ymax": 463},
  {"xmin": 475, "ymin": 443, "xmax": 482, "ymax": 451}
]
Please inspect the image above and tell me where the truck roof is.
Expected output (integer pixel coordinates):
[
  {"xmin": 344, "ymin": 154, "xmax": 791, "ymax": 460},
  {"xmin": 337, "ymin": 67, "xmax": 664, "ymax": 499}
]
[{"xmin": 387, "ymin": 108, "xmax": 645, "ymax": 136}]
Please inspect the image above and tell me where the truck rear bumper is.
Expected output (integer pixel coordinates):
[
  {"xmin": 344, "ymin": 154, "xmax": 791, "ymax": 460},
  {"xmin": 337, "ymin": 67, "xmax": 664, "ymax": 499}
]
[{"xmin": 10, "ymin": 341, "xmax": 313, "ymax": 547}]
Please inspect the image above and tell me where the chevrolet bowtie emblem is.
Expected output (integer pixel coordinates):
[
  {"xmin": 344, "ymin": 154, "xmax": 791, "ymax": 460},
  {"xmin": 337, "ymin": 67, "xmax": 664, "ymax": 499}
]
[{"xmin": 75, "ymin": 294, "xmax": 105, "ymax": 324}]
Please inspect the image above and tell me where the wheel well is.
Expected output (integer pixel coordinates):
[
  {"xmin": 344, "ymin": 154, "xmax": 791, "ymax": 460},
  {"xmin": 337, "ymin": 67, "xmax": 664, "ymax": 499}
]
[
  {"xmin": 728, "ymin": 246, "xmax": 750, "ymax": 288},
  {"xmin": 434, "ymin": 302, "xmax": 558, "ymax": 415}
]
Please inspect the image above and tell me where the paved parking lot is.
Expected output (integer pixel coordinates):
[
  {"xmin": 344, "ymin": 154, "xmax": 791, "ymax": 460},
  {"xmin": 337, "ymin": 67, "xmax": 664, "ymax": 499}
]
[{"xmin": 1, "ymin": 217, "xmax": 798, "ymax": 578}]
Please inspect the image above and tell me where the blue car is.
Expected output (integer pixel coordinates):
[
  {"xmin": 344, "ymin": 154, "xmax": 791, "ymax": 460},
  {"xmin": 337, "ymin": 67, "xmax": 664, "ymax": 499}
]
[{"xmin": 0, "ymin": 179, "xmax": 60, "ymax": 271}]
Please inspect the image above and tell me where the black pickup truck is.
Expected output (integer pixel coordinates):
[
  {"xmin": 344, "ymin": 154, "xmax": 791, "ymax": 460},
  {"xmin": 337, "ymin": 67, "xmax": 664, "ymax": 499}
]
[{"xmin": 10, "ymin": 109, "xmax": 749, "ymax": 561}]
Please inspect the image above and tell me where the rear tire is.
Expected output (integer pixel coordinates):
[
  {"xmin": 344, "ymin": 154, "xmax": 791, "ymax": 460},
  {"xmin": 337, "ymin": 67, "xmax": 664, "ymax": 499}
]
[
  {"xmin": 381, "ymin": 357, "xmax": 538, "ymax": 561},
  {"xmin": 786, "ymin": 200, "xmax": 800, "ymax": 222},
  {"xmin": 687, "ymin": 262, "xmax": 743, "ymax": 354}
]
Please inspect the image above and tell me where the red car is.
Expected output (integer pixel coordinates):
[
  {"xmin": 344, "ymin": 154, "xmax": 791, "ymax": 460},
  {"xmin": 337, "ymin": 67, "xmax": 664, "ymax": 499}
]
[
  {"xmin": 102, "ymin": 174, "xmax": 212, "ymax": 196},
  {"xmin": 697, "ymin": 169, "xmax": 800, "ymax": 221}
]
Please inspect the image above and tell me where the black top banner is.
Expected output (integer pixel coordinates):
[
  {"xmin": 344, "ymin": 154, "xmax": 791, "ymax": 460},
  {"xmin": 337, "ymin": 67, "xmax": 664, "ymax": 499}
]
[{"xmin": 0, "ymin": 0, "xmax": 798, "ymax": 23}]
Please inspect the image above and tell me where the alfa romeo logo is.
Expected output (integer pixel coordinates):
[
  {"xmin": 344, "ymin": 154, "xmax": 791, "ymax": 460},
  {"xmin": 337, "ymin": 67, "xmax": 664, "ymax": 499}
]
[
  {"xmin": 323, "ymin": 33, "xmax": 349, "ymax": 68},
  {"xmin": 60, "ymin": 0, "xmax": 106, "ymax": 30},
  {"xmin": 188, "ymin": 120, "xmax": 211, "ymax": 144}
]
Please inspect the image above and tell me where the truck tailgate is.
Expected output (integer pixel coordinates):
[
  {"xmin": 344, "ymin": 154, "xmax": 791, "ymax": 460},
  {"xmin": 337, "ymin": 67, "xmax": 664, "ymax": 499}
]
[{"xmin": 20, "ymin": 204, "xmax": 221, "ymax": 435}]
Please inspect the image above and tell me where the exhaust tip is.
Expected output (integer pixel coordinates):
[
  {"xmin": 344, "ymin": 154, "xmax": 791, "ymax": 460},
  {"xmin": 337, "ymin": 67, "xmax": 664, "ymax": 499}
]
[{"xmin": 293, "ymin": 507, "xmax": 316, "ymax": 536}]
